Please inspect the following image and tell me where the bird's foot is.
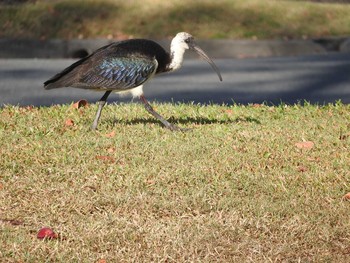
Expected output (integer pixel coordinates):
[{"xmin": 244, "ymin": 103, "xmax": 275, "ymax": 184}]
[{"xmin": 167, "ymin": 123, "xmax": 191, "ymax": 132}]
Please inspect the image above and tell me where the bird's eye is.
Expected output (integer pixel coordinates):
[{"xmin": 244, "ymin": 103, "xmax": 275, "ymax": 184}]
[{"xmin": 184, "ymin": 38, "xmax": 190, "ymax": 44}]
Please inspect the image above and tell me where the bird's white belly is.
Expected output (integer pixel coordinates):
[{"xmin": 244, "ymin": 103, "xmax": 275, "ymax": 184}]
[{"xmin": 116, "ymin": 84, "xmax": 144, "ymax": 98}]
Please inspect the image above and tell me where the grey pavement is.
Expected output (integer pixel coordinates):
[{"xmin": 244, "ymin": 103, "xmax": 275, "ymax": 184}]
[{"xmin": 1, "ymin": 52, "xmax": 350, "ymax": 106}]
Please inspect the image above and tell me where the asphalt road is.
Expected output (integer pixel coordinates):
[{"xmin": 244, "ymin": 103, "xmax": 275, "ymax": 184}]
[{"xmin": 1, "ymin": 52, "xmax": 350, "ymax": 106}]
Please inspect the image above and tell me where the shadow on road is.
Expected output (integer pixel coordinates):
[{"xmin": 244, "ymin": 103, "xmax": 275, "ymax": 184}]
[{"xmin": 0, "ymin": 53, "xmax": 349, "ymax": 107}]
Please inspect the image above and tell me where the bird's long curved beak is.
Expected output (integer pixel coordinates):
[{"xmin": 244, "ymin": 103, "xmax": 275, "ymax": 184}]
[{"xmin": 192, "ymin": 44, "xmax": 223, "ymax": 81}]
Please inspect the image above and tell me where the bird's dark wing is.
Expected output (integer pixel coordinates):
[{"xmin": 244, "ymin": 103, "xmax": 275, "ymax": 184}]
[
  {"xmin": 45, "ymin": 56, "xmax": 157, "ymax": 90},
  {"xmin": 44, "ymin": 42, "xmax": 158, "ymax": 90},
  {"xmin": 75, "ymin": 56, "xmax": 158, "ymax": 90}
]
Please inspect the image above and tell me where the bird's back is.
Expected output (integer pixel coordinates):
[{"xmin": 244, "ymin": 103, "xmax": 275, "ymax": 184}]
[{"xmin": 44, "ymin": 39, "xmax": 171, "ymax": 90}]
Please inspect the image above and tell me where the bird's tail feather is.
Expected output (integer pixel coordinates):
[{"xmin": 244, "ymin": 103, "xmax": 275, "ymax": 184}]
[
  {"xmin": 43, "ymin": 55, "xmax": 90, "ymax": 89},
  {"xmin": 44, "ymin": 82, "xmax": 64, "ymax": 90}
]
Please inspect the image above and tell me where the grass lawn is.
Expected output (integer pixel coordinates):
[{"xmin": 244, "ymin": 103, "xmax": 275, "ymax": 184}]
[
  {"xmin": 1, "ymin": 0, "xmax": 350, "ymax": 40},
  {"xmin": 0, "ymin": 102, "xmax": 349, "ymax": 261}
]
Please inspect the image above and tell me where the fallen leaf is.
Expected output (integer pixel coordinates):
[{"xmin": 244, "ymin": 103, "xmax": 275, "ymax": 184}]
[
  {"xmin": 96, "ymin": 155, "xmax": 115, "ymax": 163},
  {"xmin": 343, "ymin": 193, "xmax": 350, "ymax": 201},
  {"xmin": 225, "ymin": 109, "xmax": 233, "ymax": 115},
  {"xmin": 85, "ymin": 185, "xmax": 97, "ymax": 192},
  {"xmin": 97, "ymin": 259, "xmax": 107, "ymax": 263},
  {"xmin": 105, "ymin": 131, "xmax": 116, "ymax": 138},
  {"xmin": 297, "ymin": 166, "xmax": 307, "ymax": 172},
  {"xmin": 37, "ymin": 227, "xmax": 58, "ymax": 240},
  {"xmin": 295, "ymin": 141, "xmax": 314, "ymax": 149},
  {"xmin": 339, "ymin": 133, "xmax": 349, "ymax": 140},
  {"xmin": 145, "ymin": 179, "xmax": 155, "ymax": 185},
  {"xmin": 107, "ymin": 147, "xmax": 116, "ymax": 153},
  {"xmin": 307, "ymin": 157, "xmax": 321, "ymax": 162},
  {"xmin": 72, "ymin": 99, "xmax": 88, "ymax": 109},
  {"xmin": 24, "ymin": 105, "xmax": 35, "ymax": 111},
  {"xmin": 0, "ymin": 219, "xmax": 24, "ymax": 226},
  {"xmin": 19, "ymin": 105, "xmax": 35, "ymax": 113},
  {"xmin": 47, "ymin": 6, "xmax": 55, "ymax": 15},
  {"xmin": 65, "ymin": 119, "xmax": 74, "ymax": 127}
]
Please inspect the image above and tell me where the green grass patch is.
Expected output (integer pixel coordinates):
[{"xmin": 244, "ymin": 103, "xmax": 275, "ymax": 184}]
[
  {"xmin": 1, "ymin": 0, "xmax": 350, "ymax": 39},
  {"xmin": 0, "ymin": 102, "xmax": 349, "ymax": 261}
]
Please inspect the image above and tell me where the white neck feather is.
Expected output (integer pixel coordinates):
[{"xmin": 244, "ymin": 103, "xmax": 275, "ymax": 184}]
[{"xmin": 168, "ymin": 38, "xmax": 187, "ymax": 72}]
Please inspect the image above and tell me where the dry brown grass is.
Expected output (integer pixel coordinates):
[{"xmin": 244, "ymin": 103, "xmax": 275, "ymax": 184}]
[{"xmin": 1, "ymin": 102, "xmax": 350, "ymax": 262}]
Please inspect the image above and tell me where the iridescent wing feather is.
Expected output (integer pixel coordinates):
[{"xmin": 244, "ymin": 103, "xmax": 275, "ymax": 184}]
[
  {"xmin": 75, "ymin": 57, "xmax": 157, "ymax": 90},
  {"xmin": 44, "ymin": 41, "xmax": 159, "ymax": 91}
]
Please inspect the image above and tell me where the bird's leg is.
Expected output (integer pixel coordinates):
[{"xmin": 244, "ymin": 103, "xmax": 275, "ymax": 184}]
[
  {"xmin": 139, "ymin": 95, "xmax": 188, "ymax": 131},
  {"xmin": 91, "ymin": 90, "xmax": 112, "ymax": 130}
]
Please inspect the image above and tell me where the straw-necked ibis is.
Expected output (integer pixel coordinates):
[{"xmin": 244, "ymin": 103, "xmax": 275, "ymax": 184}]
[{"xmin": 44, "ymin": 32, "xmax": 222, "ymax": 131}]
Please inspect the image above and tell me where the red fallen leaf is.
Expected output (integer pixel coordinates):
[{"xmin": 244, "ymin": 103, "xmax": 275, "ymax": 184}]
[
  {"xmin": 97, "ymin": 259, "xmax": 107, "ymax": 263},
  {"xmin": 225, "ymin": 109, "xmax": 233, "ymax": 115},
  {"xmin": 343, "ymin": 193, "xmax": 350, "ymax": 200},
  {"xmin": 295, "ymin": 141, "xmax": 314, "ymax": 149},
  {"xmin": 72, "ymin": 99, "xmax": 88, "ymax": 109},
  {"xmin": 37, "ymin": 227, "xmax": 58, "ymax": 240},
  {"xmin": 65, "ymin": 119, "xmax": 74, "ymax": 126},
  {"xmin": 105, "ymin": 131, "xmax": 116, "ymax": 138},
  {"xmin": 96, "ymin": 155, "xmax": 115, "ymax": 163},
  {"xmin": 297, "ymin": 166, "xmax": 307, "ymax": 172}
]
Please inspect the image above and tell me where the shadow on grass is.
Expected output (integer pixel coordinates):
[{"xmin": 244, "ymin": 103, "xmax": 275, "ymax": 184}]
[
  {"xmin": 3, "ymin": 0, "xmax": 347, "ymax": 40},
  {"xmin": 110, "ymin": 115, "xmax": 261, "ymax": 127},
  {"xmin": 0, "ymin": 1, "xmax": 121, "ymax": 39}
]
